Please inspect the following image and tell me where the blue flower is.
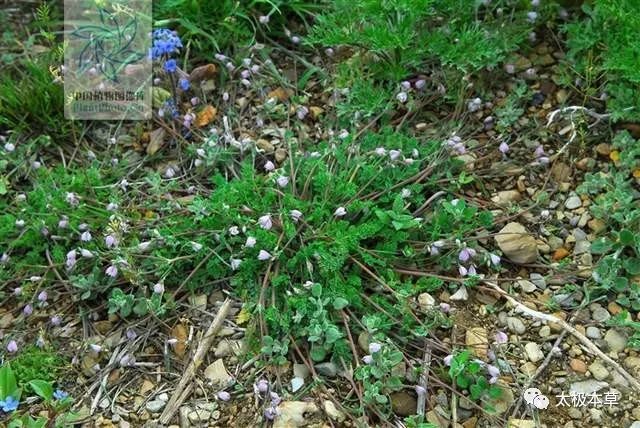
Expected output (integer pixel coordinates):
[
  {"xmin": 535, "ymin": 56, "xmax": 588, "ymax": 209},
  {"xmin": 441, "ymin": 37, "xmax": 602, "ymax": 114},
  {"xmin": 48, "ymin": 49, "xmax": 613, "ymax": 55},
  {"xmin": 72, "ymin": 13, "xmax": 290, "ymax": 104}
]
[
  {"xmin": 151, "ymin": 29, "xmax": 183, "ymax": 60},
  {"xmin": 179, "ymin": 78, "xmax": 190, "ymax": 91},
  {"xmin": 53, "ymin": 389, "xmax": 69, "ymax": 401},
  {"xmin": 0, "ymin": 396, "xmax": 19, "ymax": 412},
  {"xmin": 164, "ymin": 59, "xmax": 177, "ymax": 73}
]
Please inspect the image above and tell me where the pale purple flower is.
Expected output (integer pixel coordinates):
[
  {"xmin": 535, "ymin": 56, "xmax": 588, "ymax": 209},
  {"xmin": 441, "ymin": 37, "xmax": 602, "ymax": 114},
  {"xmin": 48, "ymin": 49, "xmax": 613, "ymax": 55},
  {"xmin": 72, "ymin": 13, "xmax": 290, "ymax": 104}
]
[
  {"xmin": 258, "ymin": 250, "xmax": 271, "ymax": 261},
  {"xmin": 230, "ymin": 258, "xmax": 242, "ymax": 270},
  {"xmin": 251, "ymin": 65, "xmax": 260, "ymax": 73},
  {"xmin": 499, "ymin": 142, "xmax": 509, "ymax": 153},
  {"xmin": 217, "ymin": 391, "xmax": 231, "ymax": 401},
  {"xmin": 66, "ymin": 249, "xmax": 77, "ymax": 269},
  {"xmin": 36, "ymin": 336, "xmax": 45, "ymax": 348},
  {"xmin": 458, "ymin": 265, "xmax": 468, "ymax": 276},
  {"xmin": 245, "ymin": 236, "xmax": 256, "ymax": 248},
  {"xmin": 66, "ymin": 192, "xmax": 79, "ymax": 206},
  {"xmin": 50, "ymin": 315, "xmax": 61, "ymax": 326},
  {"xmin": 276, "ymin": 176, "xmax": 289, "ymax": 187},
  {"xmin": 444, "ymin": 354, "xmax": 454, "ymax": 366},
  {"xmin": 106, "ymin": 202, "xmax": 118, "ymax": 211},
  {"xmin": 334, "ymin": 207, "xmax": 347, "ymax": 217},
  {"xmin": 119, "ymin": 353, "xmax": 135, "ymax": 367},
  {"xmin": 439, "ymin": 302, "xmax": 451, "ymax": 313},
  {"xmin": 269, "ymin": 391, "xmax": 281, "ymax": 406},
  {"xmin": 415, "ymin": 385, "xmax": 426, "ymax": 396},
  {"xmin": 32, "ymin": 160, "xmax": 42, "ymax": 169},
  {"xmin": 459, "ymin": 248, "xmax": 472, "ymax": 262},
  {"xmin": 264, "ymin": 406, "xmax": 278, "ymax": 420},
  {"xmin": 290, "ymin": 210, "xmax": 303, "ymax": 222},
  {"xmin": 105, "ymin": 265, "xmax": 118, "ymax": 278},
  {"xmin": 401, "ymin": 81, "xmax": 411, "ymax": 90},
  {"xmin": 264, "ymin": 161, "xmax": 275, "ymax": 171},
  {"xmin": 191, "ymin": 97, "xmax": 199, "ymax": 106},
  {"xmin": 7, "ymin": 340, "xmax": 18, "ymax": 353},
  {"xmin": 259, "ymin": 15, "xmax": 270, "ymax": 24},
  {"xmin": 258, "ymin": 214, "xmax": 272, "ymax": 230},
  {"xmin": 290, "ymin": 36, "xmax": 301, "ymax": 44},
  {"xmin": 362, "ymin": 355, "xmax": 374, "ymax": 365},
  {"xmin": 468, "ymin": 98, "xmax": 482, "ymax": 112},
  {"xmin": 254, "ymin": 379, "xmax": 269, "ymax": 394},
  {"xmin": 338, "ymin": 129, "xmax": 349, "ymax": 140},
  {"xmin": 126, "ymin": 329, "xmax": 137, "ymax": 340},
  {"xmin": 29, "ymin": 276, "xmax": 41, "ymax": 282},
  {"xmin": 80, "ymin": 249, "xmax": 93, "ymax": 258},
  {"xmin": 138, "ymin": 241, "xmax": 152, "ymax": 252},
  {"xmin": 415, "ymin": 79, "xmax": 426, "ymax": 89},
  {"xmin": 23, "ymin": 304, "xmax": 33, "ymax": 316},
  {"xmin": 37, "ymin": 291, "xmax": 48, "ymax": 302},
  {"xmin": 389, "ymin": 150, "xmax": 401, "ymax": 161},
  {"xmin": 369, "ymin": 343, "xmax": 382, "ymax": 353},
  {"xmin": 4, "ymin": 142, "xmax": 15, "ymax": 152},
  {"xmin": 165, "ymin": 167, "xmax": 176, "ymax": 178},
  {"xmin": 241, "ymin": 78, "xmax": 251, "ymax": 87},
  {"xmin": 153, "ymin": 283, "xmax": 165, "ymax": 294},
  {"xmin": 13, "ymin": 287, "xmax": 21, "ymax": 296},
  {"xmin": 374, "ymin": 147, "xmax": 387, "ymax": 156},
  {"xmin": 534, "ymin": 145, "xmax": 545, "ymax": 158},
  {"xmin": 222, "ymin": 91, "xmax": 230, "ymax": 102},
  {"xmin": 105, "ymin": 235, "xmax": 117, "ymax": 248},
  {"xmin": 80, "ymin": 231, "xmax": 92, "ymax": 242},
  {"xmin": 539, "ymin": 156, "xmax": 550, "ymax": 165},
  {"xmin": 396, "ymin": 91, "xmax": 408, "ymax": 103},
  {"xmin": 214, "ymin": 53, "xmax": 227, "ymax": 61},
  {"xmin": 490, "ymin": 253, "xmax": 501, "ymax": 266},
  {"xmin": 495, "ymin": 331, "xmax": 509, "ymax": 344},
  {"xmin": 296, "ymin": 106, "xmax": 309, "ymax": 120},
  {"xmin": 229, "ymin": 226, "xmax": 240, "ymax": 236},
  {"xmin": 467, "ymin": 265, "xmax": 477, "ymax": 276},
  {"xmin": 241, "ymin": 69, "xmax": 250, "ymax": 79},
  {"xmin": 90, "ymin": 344, "xmax": 102, "ymax": 353},
  {"xmin": 325, "ymin": 48, "xmax": 335, "ymax": 57},
  {"xmin": 504, "ymin": 64, "xmax": 516, "ymax": 74},
  {"xmin": 527, "ymin": 11, "xmax": 538, "ymax": 22}
]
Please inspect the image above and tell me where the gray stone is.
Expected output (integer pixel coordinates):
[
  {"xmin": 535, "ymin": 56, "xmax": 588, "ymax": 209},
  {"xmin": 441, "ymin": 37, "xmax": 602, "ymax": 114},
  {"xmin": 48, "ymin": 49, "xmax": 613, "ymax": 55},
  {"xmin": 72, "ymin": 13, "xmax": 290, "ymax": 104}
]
[
  {"xmin": 586, "ymin": 327, "xmax": 601, "ymax": 339},
  {"xmin": 495, "ymin": 222, "xmax": 539, "ymax": 264},
  {"xmin": 146, "ymin": 400, "xmax": 167, "ymax": 413},
  {"xmin": 592, "ymin": 307, "xmax": 611, "ymax": 323},
  {"xmin": 315, "ymin": 362, "xmax": 338, "ymax": 377},
  {"xmin": 525, "ymin": 342, "xmax": 544, "ymax": 362},
  {"xmin": 529, "ymin": 273, "xmax": 546, "ymax": 290},
  {"xmin": 323, "ymin": 400, "xmax": 345, "ymax": 422},
  {"xmin": 574, "ymin": 240, "xmax": 591, "ymax": 255},
  {"xmin": 450, "ymin": 286, "xmax": 469, "ymax": 301},
  {"xmin": 604, "ymin": 329, "xmax": 627, "ymax": 352},
  {"xmin": 565, "ymin": 196, "xmax": 582, "ymax": 210},
  {"xmin": 507, "ymin": 317, "xmax": 526, "ymax": 334},
  {"xmin": 274, "ymin": 401, "xmax": 319, "ymax": 428},
  {"xmin": 517, "ymin": 279, "xmax": 537, "ymax": 293},
  {"xmin": 588, "ymin": 361, "xmax": 609, "ymax": 381},
  {"xmin": 293, "ymin": 363, "xmax": 310, "ymax": 379},
  {"xmin": 203, "ymin": 359, "xmax": 233, "ymax": 386},
  {"xmin": 569, "ymin": 380, "xmax": 608, "ymax": 396},
  {"xmin": 417, "ymin": 292, "xmax": 436, "ymax": 310},
  {"xmin": 539, "ymin": 325, "xmax": 551, "ymax": 338}
]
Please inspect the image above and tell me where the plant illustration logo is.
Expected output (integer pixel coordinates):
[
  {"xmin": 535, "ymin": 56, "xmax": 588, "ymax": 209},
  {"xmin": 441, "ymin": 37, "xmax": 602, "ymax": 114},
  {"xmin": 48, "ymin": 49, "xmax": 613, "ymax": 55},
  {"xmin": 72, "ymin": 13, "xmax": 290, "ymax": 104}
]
[
  {"xmin": 70, "ymin": 6, "xmax": 145, "ymax": 82},
  {"xmin": 524, "ymin": 387, "xmax": 550, "ymax": 410}
]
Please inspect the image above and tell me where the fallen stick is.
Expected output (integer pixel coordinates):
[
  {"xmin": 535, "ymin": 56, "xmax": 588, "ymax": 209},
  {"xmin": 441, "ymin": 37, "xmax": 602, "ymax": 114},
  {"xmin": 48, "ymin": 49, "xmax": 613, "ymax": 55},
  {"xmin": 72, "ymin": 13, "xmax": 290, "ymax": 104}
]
[
  {"xmin": 483, "ymin": 280, "xmax": 640, "ymax": 391},
  {"xmin": 159, "ymin": 299, "xmax": 232, "ymax": 424}
]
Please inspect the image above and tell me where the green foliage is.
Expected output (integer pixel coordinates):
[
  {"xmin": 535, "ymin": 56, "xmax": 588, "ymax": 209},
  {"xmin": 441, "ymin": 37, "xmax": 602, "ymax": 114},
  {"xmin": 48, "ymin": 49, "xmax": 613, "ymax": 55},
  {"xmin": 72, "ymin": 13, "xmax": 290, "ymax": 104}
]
[
  {"xmin": 577, "ymin": 131, "xmax": 640, "ymax": 342},
  {"xmin": 9, "ymin": 346, "xmax": 65, "ymax": 392},
  {"xmin": 563, "ymin": 0, "xmax": 640, "ymax": 120},
  {"xmin": 308, "ymin": 0, "xmax": 534, "ymax": 80},
  {"xmin": 154, "ymin": 0, "xmax": 323, "ymax": 55},
  {"xmin": 447, "ymin": 350, "xmax": 502, "ymax": 403},
  {"xmin": 355, "ymin": 344, "xmax": 405, "ymax": 406}
]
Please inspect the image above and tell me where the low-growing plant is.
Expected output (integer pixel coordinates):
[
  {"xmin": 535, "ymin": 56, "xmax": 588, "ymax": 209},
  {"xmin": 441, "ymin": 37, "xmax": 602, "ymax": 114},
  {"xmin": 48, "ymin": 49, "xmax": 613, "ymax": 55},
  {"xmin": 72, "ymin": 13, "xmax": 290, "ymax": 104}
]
[
  {"xmin": 446, "ymin": 350, "xmax": 502, "ymax": 407},
  {"xmin": 577, "ymin": 131, "xmax": 640, "ymax": 344},
  {"xmin": 563, "ymin": 0, "xmax": 640, "ymax": 121}
]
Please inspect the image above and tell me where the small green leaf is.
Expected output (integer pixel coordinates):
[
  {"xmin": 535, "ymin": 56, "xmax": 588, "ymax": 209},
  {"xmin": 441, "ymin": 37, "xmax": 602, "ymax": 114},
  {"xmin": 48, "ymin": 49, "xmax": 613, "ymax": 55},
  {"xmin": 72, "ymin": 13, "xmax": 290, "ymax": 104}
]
[
  {"xmin": 332, "ymin": 297, "xmax": 349, "ymax": 310},
  {"xmin": 619, "ymin": 229, "xmax": 635, "ymax": 246},
  {"xmin": 0, "ymin": 364, "xmax": 18, "ymax": 400},
  {"xmin": 28, "ymin": 380, "xmax": 54, "ymax": 401},
  {"xmin": 591, "ymin": 237, "xmax": 614, "ymax": 254},
  {"xmin": 624, "ymin": 258, "xmax": 640, "ymax": 275}
]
